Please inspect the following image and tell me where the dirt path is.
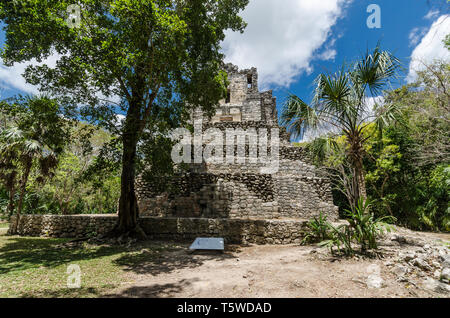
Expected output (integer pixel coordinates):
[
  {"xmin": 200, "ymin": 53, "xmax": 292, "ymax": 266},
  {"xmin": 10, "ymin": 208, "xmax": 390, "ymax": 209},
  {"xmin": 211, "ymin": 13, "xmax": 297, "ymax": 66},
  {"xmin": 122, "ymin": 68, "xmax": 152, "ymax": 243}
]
[{"xmin": 108, "ymin": 228, "xmax": 450, "ymax": 298}]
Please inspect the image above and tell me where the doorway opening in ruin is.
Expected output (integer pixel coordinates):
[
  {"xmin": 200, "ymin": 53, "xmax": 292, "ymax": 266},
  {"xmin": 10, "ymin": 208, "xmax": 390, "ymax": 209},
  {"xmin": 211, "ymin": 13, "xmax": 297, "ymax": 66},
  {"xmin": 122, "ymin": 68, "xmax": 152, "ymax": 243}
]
[
  {"xmin": 247, "ymin": 74, "xmax": 253, "ymax": 89},
  {"xmin": 225, "ymin": 89, "xmax": 231, "ymax": 103}
]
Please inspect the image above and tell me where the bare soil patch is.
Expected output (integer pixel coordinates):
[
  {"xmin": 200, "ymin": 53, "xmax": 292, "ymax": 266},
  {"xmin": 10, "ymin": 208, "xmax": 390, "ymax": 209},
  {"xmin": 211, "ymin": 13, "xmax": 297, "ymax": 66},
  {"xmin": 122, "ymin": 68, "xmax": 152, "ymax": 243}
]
[{"xmin": 108, "ymin": 227, "xmax": 450, "ymax": 298}]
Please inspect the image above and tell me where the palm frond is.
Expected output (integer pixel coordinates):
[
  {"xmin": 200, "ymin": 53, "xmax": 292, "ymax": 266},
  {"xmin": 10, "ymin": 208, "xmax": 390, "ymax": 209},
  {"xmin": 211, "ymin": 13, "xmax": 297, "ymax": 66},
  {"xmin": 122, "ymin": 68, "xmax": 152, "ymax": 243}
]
[
  {"xmin": 23, "ymin": 140, "xmax": 44, "ymax": 155},
  {"xmin": 373, "ymin": 102, "xmax": 404, "ymax": 136},
  {"xmin": 313, "ymin": 71, "xmax": 357, "ymax": 131},
  {"xmin": 352, "ymin": 45, "xmax": 401, "ymax": 97},
  {"xmin": 4, "ymin": 127, "xmax": 24, "ymax": 142},
  {"xmin": 281, "ymin": 94, "xmax": 318, "ymax": 140},
  {"xmin": 307, "ymin": 135, "xmax": 340, "ymax": 163}
]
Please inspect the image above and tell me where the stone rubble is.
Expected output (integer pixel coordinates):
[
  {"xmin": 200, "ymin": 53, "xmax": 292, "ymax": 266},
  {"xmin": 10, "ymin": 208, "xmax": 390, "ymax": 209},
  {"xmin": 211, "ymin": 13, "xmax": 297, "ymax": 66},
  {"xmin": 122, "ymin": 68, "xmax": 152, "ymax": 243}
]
[{"xmin": 382, "ymin": 232, "xmax": 450, "ymax": 295}]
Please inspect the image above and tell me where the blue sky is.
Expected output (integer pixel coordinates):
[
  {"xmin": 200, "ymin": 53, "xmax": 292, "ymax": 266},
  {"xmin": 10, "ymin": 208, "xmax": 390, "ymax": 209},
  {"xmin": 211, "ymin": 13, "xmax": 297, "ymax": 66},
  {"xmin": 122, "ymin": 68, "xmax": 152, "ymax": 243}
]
[
  {"xmin": 287, "ymin": 0, "xmax": 436, "ymax": 100},
  {"xmin": 221, "ymin": 0, "xmax": 450, "ymax": 132},
  {"xmin": 1, "ymin": 0, "xmax": 449, "ymax": 137}
]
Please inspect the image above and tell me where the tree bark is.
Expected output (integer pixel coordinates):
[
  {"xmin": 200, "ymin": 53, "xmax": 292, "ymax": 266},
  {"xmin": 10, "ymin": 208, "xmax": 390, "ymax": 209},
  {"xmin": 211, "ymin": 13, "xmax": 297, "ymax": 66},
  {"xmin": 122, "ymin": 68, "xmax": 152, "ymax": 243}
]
[
  {"xmin": 354, "ymin": 158, "xmax": 367, "ymax": 204},
  {"xmin": 7, "ymin": 185, "xmax": 16, "ymax": 218},
  {"xmin": 348, "ymin": 133, "xmax": 367, "ymax": 208},
  {"xmin": 108, "ymin": 103, "xmax": 147, "ymax": 240}
]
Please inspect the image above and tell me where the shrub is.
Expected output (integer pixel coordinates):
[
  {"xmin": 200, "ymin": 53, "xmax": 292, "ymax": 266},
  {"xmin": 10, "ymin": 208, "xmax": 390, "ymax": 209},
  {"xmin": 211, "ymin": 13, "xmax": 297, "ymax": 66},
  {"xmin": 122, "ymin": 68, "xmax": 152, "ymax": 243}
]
[
  {"xmin": 345, "ymin": 198, "xmax": 396, "ymax": 251},
  {"xmin": 310, "ymin": 198, "xmax": 396, "ymax": 255},
  {"xmin": 320, "ymin": 223, "xmax": 354, "ymax": 256},
  {"xmin": 302, "ymin": 212, "xmax": 332, "ymax": 244}
]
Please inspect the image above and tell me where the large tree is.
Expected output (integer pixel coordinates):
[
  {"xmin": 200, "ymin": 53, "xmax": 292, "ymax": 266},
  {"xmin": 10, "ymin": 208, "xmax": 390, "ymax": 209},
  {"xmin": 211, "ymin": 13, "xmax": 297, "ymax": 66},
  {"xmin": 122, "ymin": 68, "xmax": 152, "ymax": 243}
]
[
  {"xmin": 0, "ymin": 0, "xmax": 248, "ymax": 239},
  {"xmin": 281, "ymin": 46, "xmax": 401, "ymax": 208}
]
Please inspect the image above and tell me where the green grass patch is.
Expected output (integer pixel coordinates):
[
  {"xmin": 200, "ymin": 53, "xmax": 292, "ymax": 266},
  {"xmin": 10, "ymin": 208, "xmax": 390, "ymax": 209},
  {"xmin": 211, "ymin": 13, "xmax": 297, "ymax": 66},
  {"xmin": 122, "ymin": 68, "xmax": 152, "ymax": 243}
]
[
  {"xmin": 0, "ymin": 234, "xmax": 180, "ymax": 298},
  {"xmin": 0, "ymin": 223, "xmax": 9, "ymax": 229}
]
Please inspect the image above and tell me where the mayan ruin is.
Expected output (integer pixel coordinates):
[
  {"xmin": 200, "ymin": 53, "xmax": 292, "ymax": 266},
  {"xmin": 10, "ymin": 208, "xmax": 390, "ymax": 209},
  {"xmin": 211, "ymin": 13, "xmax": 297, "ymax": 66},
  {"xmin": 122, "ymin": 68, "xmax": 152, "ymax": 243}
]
[{"xmin": 136, "ymin": 64, "xmax": 339, "ymax": 221}]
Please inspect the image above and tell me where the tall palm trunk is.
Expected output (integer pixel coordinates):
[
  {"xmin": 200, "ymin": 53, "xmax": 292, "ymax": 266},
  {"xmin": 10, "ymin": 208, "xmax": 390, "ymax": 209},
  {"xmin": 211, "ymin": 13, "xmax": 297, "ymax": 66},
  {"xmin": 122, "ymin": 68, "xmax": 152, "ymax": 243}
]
[
  {"xmin": 354, "ymin": 157, "xmax": 367, "ymax": 203},
  {"xmin": 349, "ymin": 133, "xmax": 367, "ymax": 208}
]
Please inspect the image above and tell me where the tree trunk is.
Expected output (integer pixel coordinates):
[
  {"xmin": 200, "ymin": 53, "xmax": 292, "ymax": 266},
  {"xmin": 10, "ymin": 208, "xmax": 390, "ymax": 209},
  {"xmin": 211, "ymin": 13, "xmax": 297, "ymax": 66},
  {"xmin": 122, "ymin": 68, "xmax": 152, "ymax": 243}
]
[
  {"xmin": 7, "ymin": 185, "xmax": 16, "ymax": 218},
  {"xmin": 354, "ymin": 158, "xmax": 367, "ymax": 205},
  {"xmin": 348, "ymin": 133, "xmax": 367, "ymax": 208},
  {"xmin": 14, "ymin": 158, "xmax": 32, "ymax": 233},
  {"xmin": 108, "ymin": 104, "xmax": 147, "ymax": 240}
]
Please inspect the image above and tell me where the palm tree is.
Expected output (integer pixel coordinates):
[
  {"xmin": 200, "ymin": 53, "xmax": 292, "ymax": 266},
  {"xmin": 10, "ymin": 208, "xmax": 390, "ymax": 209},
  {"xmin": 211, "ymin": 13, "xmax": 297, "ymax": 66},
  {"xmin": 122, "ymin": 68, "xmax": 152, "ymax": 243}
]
[
  {"xmin": 0, "ymin": 138, "xmax": 18, "ymax": 217},
  {"xmin": 0, "ymin": 95, "xmax": 67, "ymax": 229},
  {"xmin": 1, "ymin": 127, "xmax": 58, "ymax": 229},
  {"xmin": 281, "ymin": 45, "xmax": 402, "ymax": 208}
]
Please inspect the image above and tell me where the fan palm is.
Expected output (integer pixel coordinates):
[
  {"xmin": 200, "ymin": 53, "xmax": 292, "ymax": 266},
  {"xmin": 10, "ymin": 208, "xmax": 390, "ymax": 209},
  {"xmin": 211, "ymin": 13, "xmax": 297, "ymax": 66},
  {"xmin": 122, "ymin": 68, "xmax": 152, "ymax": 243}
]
[
  {"xmin": 0, "ymin": 95, "xmax": 67, "ymax": 227},
  {"xmin": 281, "ymin": 45, "xmax": 402, "ymax": 207},
  {"xmin": 1, "ymin": 127, "xmax": 58, "ymax": 228}
]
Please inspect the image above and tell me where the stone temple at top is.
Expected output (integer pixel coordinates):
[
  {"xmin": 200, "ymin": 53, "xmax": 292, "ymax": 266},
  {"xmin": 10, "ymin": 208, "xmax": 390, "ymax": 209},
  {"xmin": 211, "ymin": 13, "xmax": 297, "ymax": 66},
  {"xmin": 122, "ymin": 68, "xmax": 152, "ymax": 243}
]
[
  {"xmin": 136, "ymin": 63, "xmax": 338, "ymax": 221},
  {"xmin": 194, "ymin": 63, "xmax": 278, "ymax": 125}
]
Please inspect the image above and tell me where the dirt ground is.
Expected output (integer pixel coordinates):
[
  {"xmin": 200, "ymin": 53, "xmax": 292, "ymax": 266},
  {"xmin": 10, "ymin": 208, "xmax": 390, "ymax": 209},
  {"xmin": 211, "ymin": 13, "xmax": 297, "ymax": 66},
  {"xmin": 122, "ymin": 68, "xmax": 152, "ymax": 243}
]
[{"xmin": 108, "ymin": 227, "xmax": 450, "ymax": 298}]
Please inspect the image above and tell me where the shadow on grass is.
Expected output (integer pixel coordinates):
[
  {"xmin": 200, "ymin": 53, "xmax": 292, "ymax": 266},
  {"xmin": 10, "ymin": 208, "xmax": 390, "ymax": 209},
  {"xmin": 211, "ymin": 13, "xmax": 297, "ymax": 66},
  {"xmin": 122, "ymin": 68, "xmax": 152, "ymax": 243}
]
[
  {"xmin": 107, "ymin": 244, "xmax": 243, "ymax": 297},
  {"xmin": 0, "ymin": 236, "xmax": 125, "ymax": 275},
  {"xmin": 0, "ymin": 236, "xmax": 242, "ymax": 294},
  {"xmin": 17, "ymin": 285, "xmax": 118, "ymax": 298}
]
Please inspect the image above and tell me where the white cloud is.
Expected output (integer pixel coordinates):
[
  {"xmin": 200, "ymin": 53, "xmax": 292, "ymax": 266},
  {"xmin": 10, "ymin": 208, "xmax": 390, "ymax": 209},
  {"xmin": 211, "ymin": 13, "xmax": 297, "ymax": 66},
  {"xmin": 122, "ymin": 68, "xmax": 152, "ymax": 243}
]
[
  {"xmin": 408, "ymin": 27, "xmax": 427, "ymax": 47},
  {"xmin": 0, "ymin": 53, "xmax": 121, "ymax": 106},
  {"xmin": 0, "ymin": 54, "xmax": 62, "ymax": 95},
  {"xmin": 365, "ymin": 96, "xmax": 384, "ymax": 110},
  {"xmin": 363, "ymin": 96, "xmax": 384, "ymax": 121},
  {"xmin": 424, "ymin": 9, "xmax": 439, "ymax": 20},
  {"xmin": 301, "ymin": 124, "xmax": 340, "ymax": 142},
  {"xmin": 221, "ymin": 0, "xmax": 351, "ymax": 89},
  {"xmin": 116, "ymin": 114, "xmax": 125, "ymax": 124},
  {"xmin": 407, "ymin": 15, "xmax": 450, "ymax": 83},
  {"xmin": 318, "ymin": 49, "xmax": 337, "ymax": 61}
]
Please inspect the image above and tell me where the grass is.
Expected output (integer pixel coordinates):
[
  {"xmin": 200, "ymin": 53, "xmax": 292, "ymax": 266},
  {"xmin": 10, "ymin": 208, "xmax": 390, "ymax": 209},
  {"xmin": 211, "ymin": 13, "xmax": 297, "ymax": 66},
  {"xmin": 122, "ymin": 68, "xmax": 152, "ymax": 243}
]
[
  {"xmin": 0, "ymin": 223, "xmax": 9, "ymax": 229},
  {"xmin": 0, "ymin": 233, "xmax": 180, "ymax": 298}
]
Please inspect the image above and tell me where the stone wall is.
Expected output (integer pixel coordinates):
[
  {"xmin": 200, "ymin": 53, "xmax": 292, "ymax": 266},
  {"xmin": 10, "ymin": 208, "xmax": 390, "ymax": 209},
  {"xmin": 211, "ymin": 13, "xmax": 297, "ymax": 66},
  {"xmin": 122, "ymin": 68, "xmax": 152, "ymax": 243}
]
[
  {"xmin": 136, "ymin": 168, "xmax": 337, "ymax": 221},
  {"xmin": 8, "ymin": 215, "xmax": 311, "ymax": 245}
]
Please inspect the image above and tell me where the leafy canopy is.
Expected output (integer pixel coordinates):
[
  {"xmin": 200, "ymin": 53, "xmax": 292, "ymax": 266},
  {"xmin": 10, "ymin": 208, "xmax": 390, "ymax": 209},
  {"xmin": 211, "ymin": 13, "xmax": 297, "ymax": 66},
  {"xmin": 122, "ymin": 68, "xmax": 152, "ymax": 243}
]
[{"xmin": 0, "ymin": 0, "xmax": 249, "ymax": 131}]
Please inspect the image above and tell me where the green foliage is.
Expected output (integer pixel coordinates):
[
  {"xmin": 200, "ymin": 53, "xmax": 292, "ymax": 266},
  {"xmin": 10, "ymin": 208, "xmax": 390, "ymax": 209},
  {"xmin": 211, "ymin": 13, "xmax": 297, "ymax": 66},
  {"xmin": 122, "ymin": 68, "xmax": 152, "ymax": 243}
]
[
  {"xmin": 38, "ymin": 151, "xmax": 121, "ymax": 215},
  {"xmin": 302, "ymin": 59, "xmax": 450, "ymax": 233},
  {"xmin": 317, "ymin": 198, "xmax": 395, "ymax": 256},
  {"xmin": 365, "ymin": 60, "xmax": 450, "ymax": 231},
  {"xmin": 344, "ymin": 198, "xmax": 395, "ymax": 251},
  {"xmin": 0, "ymin": 0, "xmax": 250, "ymax": 230},
  {"xmin": 0, "ymin": 96, "xmax": 71, "ymax": 218},
  {"xmin": 0, "ymin": 0, "xmax": 249, "ymax": 143},
  {"xmin": 0, "ymin": 113, "xmax": 121, "ymax": 216},
  {"xmin": 302, "ymin": 212, "xmax": 332, "ymax": 244},
  {"xmin": 0, "ymin": 187, "xmax": 8, "ymax": 217},
  {"xmin": 319, "ymin": 223, "xmax": 354, "ymax": 256},
  {"xmin": 415, "ymin": 165, "xmax": 450, "ymax": 231},
  {"xmin": 281, "ymin": 45, "xmax": 402, "ymax": 208},
  {"xmin": 365, "ymin": 124, "xmax": 449, "ymax": 231}
]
